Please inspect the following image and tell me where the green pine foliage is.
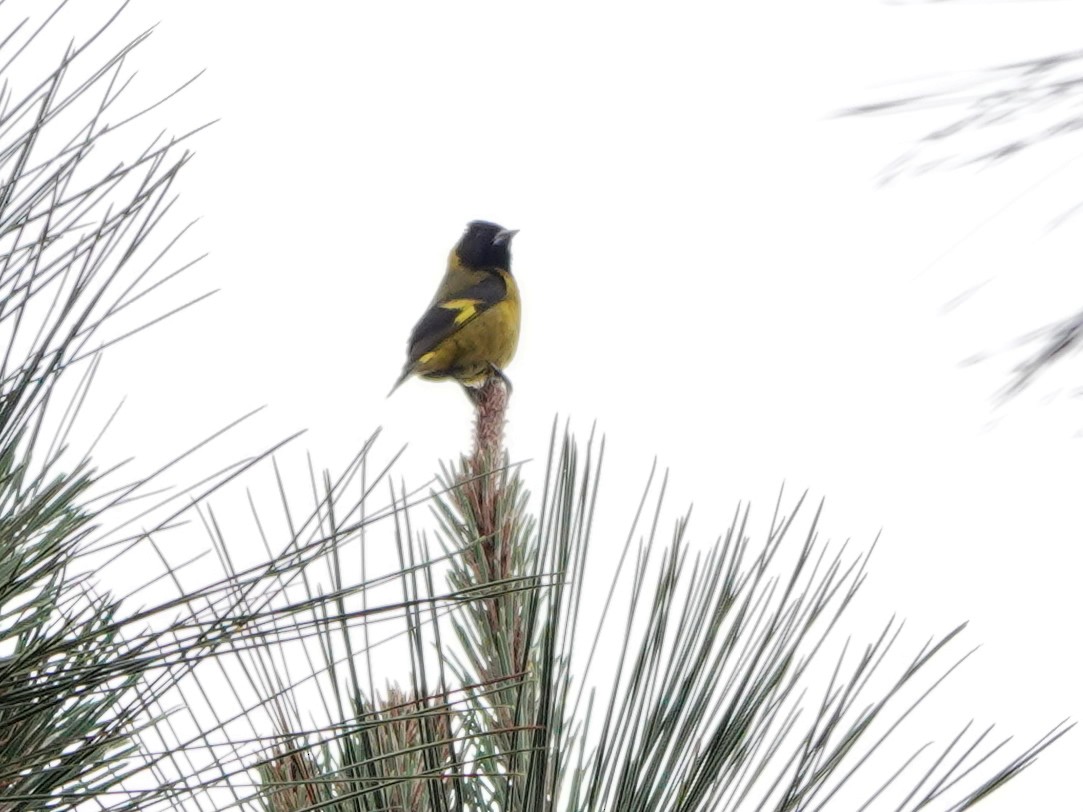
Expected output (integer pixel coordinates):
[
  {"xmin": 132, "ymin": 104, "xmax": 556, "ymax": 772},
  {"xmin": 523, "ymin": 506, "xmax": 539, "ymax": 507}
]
[{"xmin": 0, "ymin": 3, "xmax": 202, "ymax": 805}]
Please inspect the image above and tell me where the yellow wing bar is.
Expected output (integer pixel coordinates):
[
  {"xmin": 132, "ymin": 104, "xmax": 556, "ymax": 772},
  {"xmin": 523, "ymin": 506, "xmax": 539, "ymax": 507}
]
[{"xmin": 439, "ymin": 298, "xmax": 481, "ymax": 325}]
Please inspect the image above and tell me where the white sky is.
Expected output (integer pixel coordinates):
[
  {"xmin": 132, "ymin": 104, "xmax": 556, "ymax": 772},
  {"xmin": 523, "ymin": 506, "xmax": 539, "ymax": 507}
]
[{"xmin": 9, "ymin": 0, "xmax": 1083, "ymax": 808}]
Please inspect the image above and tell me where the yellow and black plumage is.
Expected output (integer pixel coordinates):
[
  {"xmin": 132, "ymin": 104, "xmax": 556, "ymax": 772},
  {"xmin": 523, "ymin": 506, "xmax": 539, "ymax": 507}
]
[{"xmin": 390, "ymin": 220, "xmax": 520, "ymax": 395}]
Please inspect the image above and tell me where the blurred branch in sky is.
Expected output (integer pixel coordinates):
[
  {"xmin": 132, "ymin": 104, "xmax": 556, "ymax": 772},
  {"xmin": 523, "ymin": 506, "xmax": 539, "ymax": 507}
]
[
  {"xmin": 841, "ymin": 15, "xmax": 1083, "ymax": 406},
  {"xmin": 843, "ymin": 48, "xmax": 1083, "ymax": 184}
]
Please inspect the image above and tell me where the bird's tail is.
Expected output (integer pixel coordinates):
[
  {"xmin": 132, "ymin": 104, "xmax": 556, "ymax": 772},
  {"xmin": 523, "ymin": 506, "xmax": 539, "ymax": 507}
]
[{"xmin": 387, "ymin": 366, "xmax": 412, "ymax": 397}]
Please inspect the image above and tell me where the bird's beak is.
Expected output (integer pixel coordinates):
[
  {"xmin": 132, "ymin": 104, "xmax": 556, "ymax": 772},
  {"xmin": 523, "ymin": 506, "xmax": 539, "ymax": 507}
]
[{"xmin": 494, "ymin": 228, "xmax": 519, "ymax": 245}]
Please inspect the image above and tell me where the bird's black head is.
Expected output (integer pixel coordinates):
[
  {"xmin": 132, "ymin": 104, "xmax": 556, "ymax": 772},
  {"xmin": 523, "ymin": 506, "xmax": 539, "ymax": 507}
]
[{"xmin": 456, "ymin": 220, "xmax": 518, "ymax": 271}]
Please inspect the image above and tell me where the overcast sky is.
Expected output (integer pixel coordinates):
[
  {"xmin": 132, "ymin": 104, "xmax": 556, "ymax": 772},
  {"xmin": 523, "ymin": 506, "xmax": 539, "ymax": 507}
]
[{"xmin": 11, "ymin": 1, "xmax": 1083, "ymax": 808}]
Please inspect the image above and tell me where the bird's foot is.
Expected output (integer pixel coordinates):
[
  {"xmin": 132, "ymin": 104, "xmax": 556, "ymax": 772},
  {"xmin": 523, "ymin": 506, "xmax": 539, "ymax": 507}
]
[{"xmin": 488, "ymin": 364, "xmax": 513, "ymax": 395}]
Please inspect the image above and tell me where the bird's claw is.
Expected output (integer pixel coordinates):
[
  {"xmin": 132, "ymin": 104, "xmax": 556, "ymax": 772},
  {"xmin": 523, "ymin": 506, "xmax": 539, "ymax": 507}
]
[{"xmin": 489, "ymin": 364, "xmax": 513, "ymax": 395}]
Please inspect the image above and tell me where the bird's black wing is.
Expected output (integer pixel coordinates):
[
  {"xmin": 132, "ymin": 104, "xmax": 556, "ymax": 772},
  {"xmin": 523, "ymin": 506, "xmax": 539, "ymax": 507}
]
[{"xmin": 406, "ymin": 272, "xmax": 507, "ymax": 364}]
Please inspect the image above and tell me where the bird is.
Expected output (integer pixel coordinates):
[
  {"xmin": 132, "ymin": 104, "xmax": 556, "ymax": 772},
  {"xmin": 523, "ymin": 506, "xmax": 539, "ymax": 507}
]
[{"xmin": 390, "ymin": 220, "xmax": 520, "ymax": 397}]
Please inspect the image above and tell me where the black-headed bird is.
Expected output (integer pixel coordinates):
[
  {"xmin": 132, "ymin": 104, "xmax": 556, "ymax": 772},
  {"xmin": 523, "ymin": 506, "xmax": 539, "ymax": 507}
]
[{"xmin": 390, "ymin": 220, "xmax": 520, "ymax": 396}]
